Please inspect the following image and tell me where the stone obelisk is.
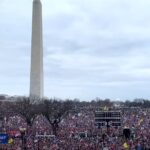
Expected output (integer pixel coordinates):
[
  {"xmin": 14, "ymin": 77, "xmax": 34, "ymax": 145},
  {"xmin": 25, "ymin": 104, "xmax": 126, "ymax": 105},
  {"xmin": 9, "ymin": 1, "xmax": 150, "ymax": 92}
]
[{"xmin": 30, "ymin": 0, "xmax": 43, "ymax": 99}]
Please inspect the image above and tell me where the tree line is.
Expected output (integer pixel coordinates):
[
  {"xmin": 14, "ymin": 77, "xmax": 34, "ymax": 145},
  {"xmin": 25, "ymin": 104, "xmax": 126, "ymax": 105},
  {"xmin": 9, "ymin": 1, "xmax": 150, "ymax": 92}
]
[{"xmin": 0, "ymin": 97, "xmax": 150, "ymax": 135}]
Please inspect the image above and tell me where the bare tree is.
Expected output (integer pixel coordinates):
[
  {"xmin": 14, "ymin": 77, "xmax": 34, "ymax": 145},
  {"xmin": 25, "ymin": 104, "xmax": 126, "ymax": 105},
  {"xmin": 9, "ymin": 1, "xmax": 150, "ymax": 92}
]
[
  {"xmin": 10, "ymin": 97, "xmax": 39, "ymax": 126},
  {"xmin": 40, "ymin": 99, "xmax": 74, "ymax": 135}
]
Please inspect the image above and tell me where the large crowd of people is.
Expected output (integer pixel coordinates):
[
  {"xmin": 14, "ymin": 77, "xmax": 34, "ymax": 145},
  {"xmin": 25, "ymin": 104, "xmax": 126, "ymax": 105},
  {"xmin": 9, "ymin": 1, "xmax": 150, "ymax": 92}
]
[{"xmin": 0, "ymin": 107, "xmax": 150, "ymax": 150}]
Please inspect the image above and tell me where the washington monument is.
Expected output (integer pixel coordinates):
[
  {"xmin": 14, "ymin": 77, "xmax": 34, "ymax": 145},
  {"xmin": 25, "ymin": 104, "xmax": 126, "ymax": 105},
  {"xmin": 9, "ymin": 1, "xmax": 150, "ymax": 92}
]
[{"xmin": 30, "ymin": 0, "xmax": 43, "ymax": 98}]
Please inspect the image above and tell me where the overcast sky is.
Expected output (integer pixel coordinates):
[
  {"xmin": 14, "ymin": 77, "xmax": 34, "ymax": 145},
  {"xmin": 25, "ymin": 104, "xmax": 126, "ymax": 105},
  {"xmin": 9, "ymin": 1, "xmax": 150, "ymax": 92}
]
[{"xmin": 1, "ymin": 0, "xmax": 150, "ymax": 100}]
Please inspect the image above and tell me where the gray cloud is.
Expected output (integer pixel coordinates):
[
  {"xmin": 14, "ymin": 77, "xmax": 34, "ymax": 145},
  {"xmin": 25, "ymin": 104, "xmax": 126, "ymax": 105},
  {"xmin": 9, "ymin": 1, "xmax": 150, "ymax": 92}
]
[{"xmin": 1, "ymin": 0, "xmax": 150, "ymax": 100}]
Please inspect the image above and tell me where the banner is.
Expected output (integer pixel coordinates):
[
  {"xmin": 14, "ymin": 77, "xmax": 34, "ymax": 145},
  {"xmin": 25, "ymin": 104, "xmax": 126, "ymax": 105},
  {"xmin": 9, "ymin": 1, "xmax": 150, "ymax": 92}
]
[
  {"xmin": 0, "ymin": 134, "xmax": 8, "ymax": 144},
  {"xmin": 8, "ymin": 130, "xmax": 21, "ymax": 138}
]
